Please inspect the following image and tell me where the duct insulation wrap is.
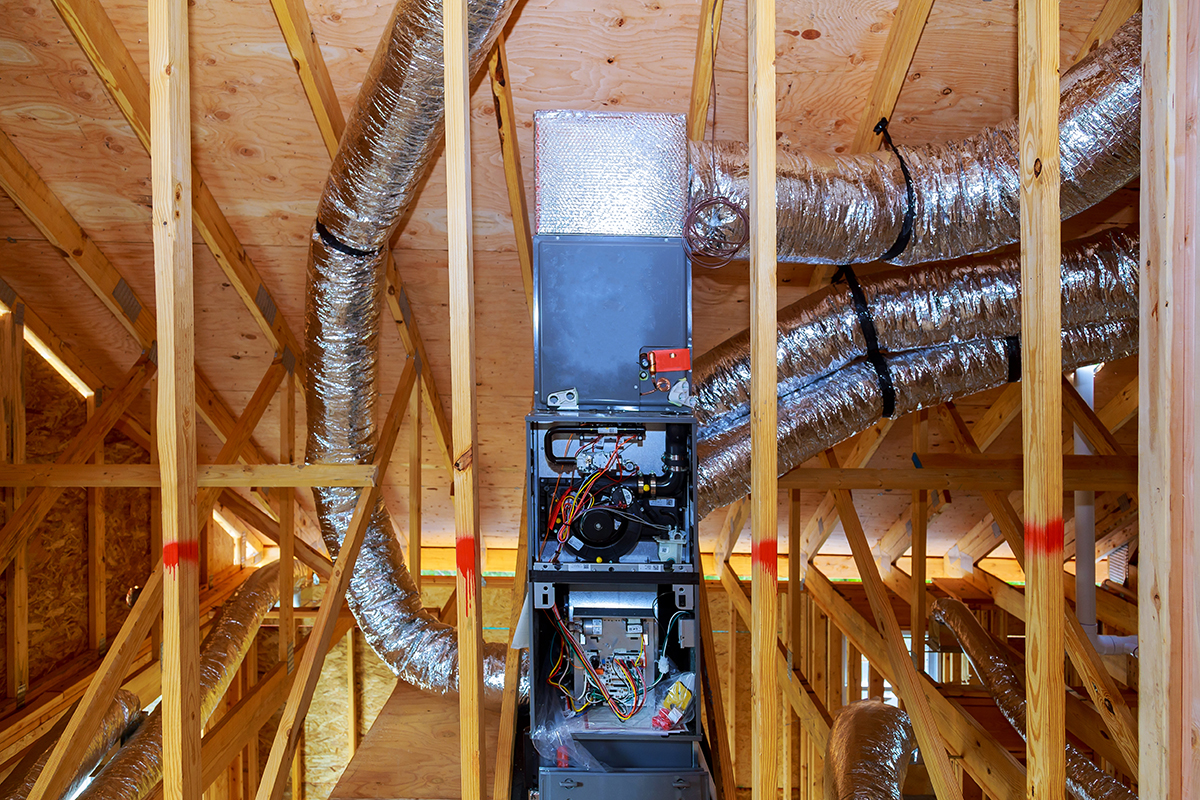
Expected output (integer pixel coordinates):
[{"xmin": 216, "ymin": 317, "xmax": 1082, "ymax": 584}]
[
  {"xmin": 76, "ymin": 564, "xmax": 280, "ymax": 800},
  {"xmin": 0, "ymin": 690, "xmax": 144, "ymax": 800},
  {"xmin": 533, "ymin": 110, "xmax": 688, "ymax": 237},
  {"xmin": 693, "ymin": 229, "xmax": 1139, "ymax": 515},
  {"xmin": 930, "ymin": 598, "xmax": 1138, "ymax": 800},
  {"xmin": 823, "ymin": 699, "xmax": 916, "ymax": 800},
  {"xmin": 688, "ymin": 14, "xmax": 1140, "ymax": 266},
  {"xmin": 305, "ymin": 0, "xmax": 517, "ymax": 700}
]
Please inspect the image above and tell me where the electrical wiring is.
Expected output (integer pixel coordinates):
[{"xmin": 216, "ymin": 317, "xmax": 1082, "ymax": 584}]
[{"xmin": 546, "ymin": 605, "xmax": 649, "ymax": 722}]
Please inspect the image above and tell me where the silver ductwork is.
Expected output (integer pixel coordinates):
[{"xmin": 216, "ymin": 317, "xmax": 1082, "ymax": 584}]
[
  {"xmin": 0, "ymin": 690, "xmax": 144, "ymax": 800},
  {"xmin": 304, "ymin": 0, "xmax": 516, "ymax": 700},
  {"xmin": 694, "ymin": 229, "xmax": 1138, "ymax": 515},
  {"xmin": 823, "ymin": 699, "xmax": 916, "ymax": 800},
  {"xmin": 75, "ymin": 564, "xmax": 280, "ymax": 800},
  {"xmin": 930, "ymin": 598, "xmax": 1137, "ymax": 800},
  {"xmin": 689, "ymin": 15, "xmax": 1140, "ymax": 266}
]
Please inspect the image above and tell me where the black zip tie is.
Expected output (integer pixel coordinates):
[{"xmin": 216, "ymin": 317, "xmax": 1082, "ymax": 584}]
[
  {"xmin": 1004, "ymin": 335, "xmax": 1022, "ymax": 383},
  {"xmin": 316, "ymin": 221, "xmax": 378, "ymax": 258},
  {"xmin": 874, "ymin": 117, "xmax": 916, "ymax": 263},
  {"xmin": 830, "ymin": 264, "xmax": 897, "ymax": 418}
]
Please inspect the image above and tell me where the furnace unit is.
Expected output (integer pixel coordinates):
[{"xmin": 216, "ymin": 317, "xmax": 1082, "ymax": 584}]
[{"xmin": 521, "ymin": 110, "xmax": 712, "ymax": 800}]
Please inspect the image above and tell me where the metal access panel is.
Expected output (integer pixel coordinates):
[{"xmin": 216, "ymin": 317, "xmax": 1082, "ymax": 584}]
[
  {"xmin": 539, "ymin": 769, "xmax": 709, "ymax": 800},
  {"xmin": 533, "ymin": 235, "xmax": 691, "ymax": 412}
]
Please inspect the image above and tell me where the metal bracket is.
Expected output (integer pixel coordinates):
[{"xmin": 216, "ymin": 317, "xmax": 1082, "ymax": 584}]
[{"xmin": 546, "ymin": 388, "xmax": 579, "ymax": 410}]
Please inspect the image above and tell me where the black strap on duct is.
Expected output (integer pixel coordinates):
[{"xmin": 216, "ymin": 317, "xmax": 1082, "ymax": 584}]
[
  {"xmin": 831, "ymin": 264, "xmax": 897, "ymax": 418},
  {"xmin": 874, "ymin": 117, "xmax": 916, "ymax": 263},
  {"xmin": 316, "ymin": 220, "xmax": 378, "ymax": 258},
  {"xmin": 1004, "ymin": 335, "xmax": 1022, "ymax": 383}
]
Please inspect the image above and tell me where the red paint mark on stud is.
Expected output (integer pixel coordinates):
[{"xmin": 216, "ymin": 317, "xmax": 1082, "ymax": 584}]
[
  {"xmin": 163, "ymin": 540, "xmax": 199, "ymax": 572},
  {"xmin": 751, "ymin": 537, "xmax": 779, "ymax": 580},
  {"xmin": 456, "ymin": 537, "xmax": 477, "ymax": 617},
  {"xmin": 1025, "ymin": 517, "xmax": 1064, "ymax": 557}
]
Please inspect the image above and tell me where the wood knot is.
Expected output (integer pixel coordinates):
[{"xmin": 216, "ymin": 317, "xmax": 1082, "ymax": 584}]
[
  {"xmin": 1033, "ymin": 158, "xmax": 1042, "ymax": 177},
  {"xmin": 454, "ymin": 447, "xmax": 473, "ymax": 472}
]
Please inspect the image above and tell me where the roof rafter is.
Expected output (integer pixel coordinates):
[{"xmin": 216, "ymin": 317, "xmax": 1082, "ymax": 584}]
[
  {"xmin": 48, "ymin": 0, "xmax": 305, "ymax": 371},
  {"xmin": 0, "ymin": 129, "xmax": 273, "ymax": 465},
  {"xmin": 265, "ymin": 0, "xmax": 455, "ymax": 472},
  {"xmin": 850, "ymin": 0, "xmax": 937, "ymax": 154}
]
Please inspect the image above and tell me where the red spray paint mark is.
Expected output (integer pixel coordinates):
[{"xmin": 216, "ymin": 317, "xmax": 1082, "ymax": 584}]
[
  {"xmin": 163, "ymin": 540, "xmax": 200, "ymax": 572},
  {"xmin": 456, "ymin": 536, "xmax": 477, "ymax": 618},
  {"xmin": 1025, "ymin": 517, "xmax": 1064, "ymax": 557},
  {"xmin": 751, "ymin": 537, "xmax": 779, "ymax": 580}
]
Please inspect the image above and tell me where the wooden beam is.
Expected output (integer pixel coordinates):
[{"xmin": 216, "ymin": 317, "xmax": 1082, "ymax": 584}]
[
  {"xmin": 142, "ymin": 615, "xmax": 355, "ymax": 800},
  {"xmin": 778, "ymin": 458, "xmax": 1136, "ymax": 492},
  {"xmin": 687, "ymin": 0, "xmax": 725, "ymax": 140},
  {"xmin": 805, "ymin": 566, "xmax": 1026, "ymax": 799},
  {"xmin": 0, "ymin": 280, "xmax": 103, "ymax": 395},
  {"xmin": 0, "ymin": 463, "xmax": 374, "ymax": 488},
  {"xmin": 345, "ymin": 628, "xmax": 358, "ymax": 755},
  {"xmin": 255, "ymin": 358, "xmax": 415, "ymax": 800},
  {"xmin": 938, "ymin": 406, "xmax": 1141, "ymax": 778},
  {"xmin": 0, "ymin": 355, "xmax": 153, "ymax": 574},
  {"xmin": 792, "ymin": 420, "xmax": 894, "ymax": 572},
  {"xmin": 698, "ymin": 578, "xmax": 738, "ymax": 800},
  {"xmin": 197, "ymin": 359, "xmax": 287, "ymax": 522},
  {"xmin": 1139, "ymin": 0, "xmax": 1200, "ymax": 791},
  {"xmin": 720, "ymin": 570, "xmax": 832, "ymax": 752},
  {"xmin": 151, "ymin": 0, "xmax": 202, "ymax": 790},
  {"xmin": 408, "ymin": 367, "xmax": 422, "ymax": 594},
  {"xmin": 491, "ymin": 482, "xmax": 528, "ymax": 800},
  {"xmin": 47, "ymin": 0, "xmax": 304, "ymax": 370},
  {"xmin": 268, "ymin": 0, "xmax": 344, "ymax": 156},
  {"xmin": 713, "ymin": 497, "xmax": 750, "ymax": 578},
  {"xmin": 279, "ymin": 367, "xmax": 295, "ymax": 674},
  {"xmin": 1073, "ymin": 0, "xmax": 1142, "ymax": 62},
  {"xmin": 819, "ymin": 449, "xmax": 963, "ymax": 800},
  {"xmin": 748, "ymin": 0, "xmax": 778, "ymax": 790},
  {"xmin": 444, "ymin": 0, "xmax": 485, "ymax": 793},
  {"xmin": 26, "ymin": 563, "xmax": 163, "ymax": 800},
  {"xmin": 1061, "ymin": 375, "xmax": 1127, "ymax": 457},
  {"xmin": 0, "ymin": 128, "xmax": 278, "ymax": 470},
  {"xmin": 850, "ymin": 0, "xmax": 935, "ymax": 152},
  {"xmin": 86, "ymin": 396, "xmax": 106, "ymax": 654},
  {"xmin": 487, "ymin": 35, "xmax": 534, "ymax": 312},
  {"xmin": 1, "ymin": 308, "xmax": 27, "ymax": 706},
  {"xmin": 218, "ymin": 491, "xmax": 332, "ymax": 578},
  {"xmin": 1018, "ymin": 0, "xmax": 1066, "ymax": 782}
]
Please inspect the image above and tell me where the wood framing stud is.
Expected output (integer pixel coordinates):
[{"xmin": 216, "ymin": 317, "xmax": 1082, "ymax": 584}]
[
  {"xmin": 255, "ymin": 359, "xmax": 415, "ymax": 800},
  {"xmin": 687, "ymin": 0, "xmax": 725, "ymax": 140},
  {"xmin": 820, "ymin": 450, "xmax": 962, "ymax": 800},
  {"xmin": 1018, "ymin": 0, "xmax": 1065, "ymax": 786},
  {"xmin": 851, "ymin": 0, "xmax": 935, "ymax": 152},
  {"xmin": 280, "ymin": 367, "xmax": 296, "ymax": 674}
]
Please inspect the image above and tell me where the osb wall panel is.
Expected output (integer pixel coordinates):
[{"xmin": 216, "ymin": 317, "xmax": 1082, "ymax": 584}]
[{"xmin": 0, "ymin": 354, "xmax": 154, "ymax": 692}]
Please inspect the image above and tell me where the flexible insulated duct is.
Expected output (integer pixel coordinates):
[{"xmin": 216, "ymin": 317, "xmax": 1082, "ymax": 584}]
[
  {"xmin": 694, "ymin": 229, "xmax": 1138, "ymax": 515},
  {"xmin": 823, "ymin": 699, "xmax": 916, "ymax": 800},
  {"xmin": 76, "ymin": 564, "xmax": 280, "ymax": 800},
  {"xmin": 688, "ymin": 15, "xmax": 1140, "ymax": 266},
  {"xmin": 304, "ymin": 0, "xmax": 516, "ymax": 700},
  {"xmin": 930, "ymin": 598, "xmax": 1137, "ymax": 800},
  {"xmin": 0, "ymin": 690, "xmax": 144, "ymax": 800}
]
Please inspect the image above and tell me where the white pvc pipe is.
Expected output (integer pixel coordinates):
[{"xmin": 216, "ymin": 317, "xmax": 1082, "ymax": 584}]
[{"xmin": 1073, "ymin": 366, "xmax": 1098, "ymax": 639}]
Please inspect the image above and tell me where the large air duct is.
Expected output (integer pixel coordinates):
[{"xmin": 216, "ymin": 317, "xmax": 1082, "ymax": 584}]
[
  {"xmin": 689, "ymin": 15, "xmax": 1140, "ymax": 267},
  {"xmin": 930, "ymin": 598, "xmax": 1137, "ymax": 800},
  {"xmin": 76, "ymin": 564, "xmax": 280, "ymax": 800},
  {"xmin": 694, "ymin": 229, "xmax": 1138, "ymax": 515},
  {"xmin": 0, "ymin": 691, "xmax": 144, "ymax": 800},
  {"xmin": 823, "ymin": 699, "xmax": 916, "ymax": 800},
  {"xmin": 304, "ymin": 0, "xmax": 516, "ymax": 700}
]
